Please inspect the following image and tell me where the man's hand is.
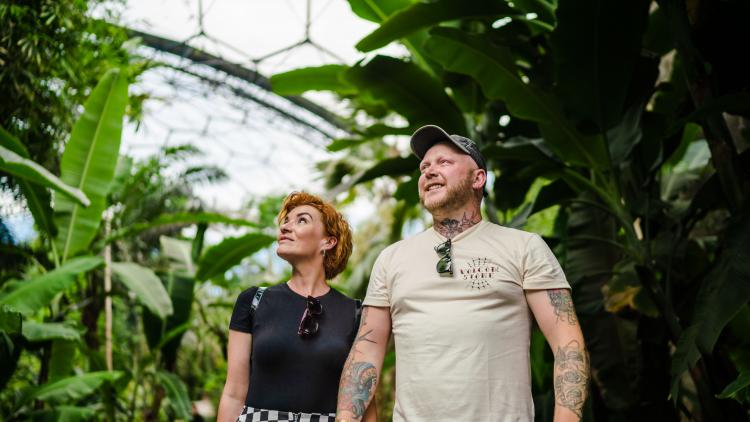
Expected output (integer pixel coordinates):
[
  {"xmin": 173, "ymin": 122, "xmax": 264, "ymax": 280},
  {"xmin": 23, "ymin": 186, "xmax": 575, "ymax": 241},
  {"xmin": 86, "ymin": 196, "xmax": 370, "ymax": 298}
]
[
  {"xmin": 336, "ymin": 306, "xmax": 391, "ymax": 422},
  {"xmin": 527, "ymin": 288, "xmax": 590, "ymax": 421}
]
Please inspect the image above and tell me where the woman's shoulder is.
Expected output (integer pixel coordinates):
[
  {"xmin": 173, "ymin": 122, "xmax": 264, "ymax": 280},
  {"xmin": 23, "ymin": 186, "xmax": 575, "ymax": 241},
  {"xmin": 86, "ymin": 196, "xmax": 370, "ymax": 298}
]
[
  {"xmin": 236, "ymin": 285, "xmax": 260, "ymax": 302},
  {"xmin": 327, "ymin": 287, "xmax": 361, "ymax": 306}
]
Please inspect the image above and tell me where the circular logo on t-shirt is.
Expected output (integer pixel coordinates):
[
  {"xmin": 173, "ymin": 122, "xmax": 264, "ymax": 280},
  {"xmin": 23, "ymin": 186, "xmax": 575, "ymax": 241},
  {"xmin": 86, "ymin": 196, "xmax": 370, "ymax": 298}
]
[{"xmin": 459, "ymin": 257, "xmax": 500, "ymax": 290}]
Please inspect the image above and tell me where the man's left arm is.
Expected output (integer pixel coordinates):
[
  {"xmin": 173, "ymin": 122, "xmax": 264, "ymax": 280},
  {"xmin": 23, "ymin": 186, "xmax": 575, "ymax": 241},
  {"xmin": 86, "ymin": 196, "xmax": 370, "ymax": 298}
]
[{"xmin": 526, "ymin": 288, "xmax": 590, "ymax": 421}]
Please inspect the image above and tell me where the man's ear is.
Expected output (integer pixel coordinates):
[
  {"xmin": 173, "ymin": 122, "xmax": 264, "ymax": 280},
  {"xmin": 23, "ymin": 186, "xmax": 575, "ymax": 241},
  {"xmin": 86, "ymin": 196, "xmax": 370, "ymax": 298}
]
[{"xmin": 473, "ymin": 169, "xmax": 487, "ymax": 190}]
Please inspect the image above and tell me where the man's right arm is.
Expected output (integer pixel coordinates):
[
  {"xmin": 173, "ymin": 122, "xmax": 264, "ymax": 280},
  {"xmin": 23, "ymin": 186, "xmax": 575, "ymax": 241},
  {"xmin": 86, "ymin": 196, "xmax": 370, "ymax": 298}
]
[{"xmin": 336, "ymin": 305, "xmax": 391, "ymax": 422}]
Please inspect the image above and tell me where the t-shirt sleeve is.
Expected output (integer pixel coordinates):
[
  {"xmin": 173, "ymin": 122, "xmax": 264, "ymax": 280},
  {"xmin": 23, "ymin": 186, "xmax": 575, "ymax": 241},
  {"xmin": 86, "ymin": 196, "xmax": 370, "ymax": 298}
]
[
  {"xmin": 522, "ymin": 234, "xmax": 570, "ymax": 290},
  {"xmin": 362, "ymin": 248, "xmax": 391, "ymax": 307},
  {"xmin": 229, "ymin": 286, "xmax": 259, "ymax": 333}
]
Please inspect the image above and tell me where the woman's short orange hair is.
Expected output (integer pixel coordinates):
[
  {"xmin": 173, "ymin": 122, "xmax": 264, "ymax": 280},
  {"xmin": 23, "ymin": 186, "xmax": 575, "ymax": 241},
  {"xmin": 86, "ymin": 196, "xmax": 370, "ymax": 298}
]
[{"xmin": 277, "ymin": 192, "xmax": 353, "ymax": 280}]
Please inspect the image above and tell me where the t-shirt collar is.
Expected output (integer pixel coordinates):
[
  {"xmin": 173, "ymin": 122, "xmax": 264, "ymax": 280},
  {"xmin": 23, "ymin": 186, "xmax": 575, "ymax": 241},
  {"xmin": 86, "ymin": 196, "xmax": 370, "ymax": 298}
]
[{"xmin": 431, "ymin": 219, "xmax": 486, "ymax": 243}]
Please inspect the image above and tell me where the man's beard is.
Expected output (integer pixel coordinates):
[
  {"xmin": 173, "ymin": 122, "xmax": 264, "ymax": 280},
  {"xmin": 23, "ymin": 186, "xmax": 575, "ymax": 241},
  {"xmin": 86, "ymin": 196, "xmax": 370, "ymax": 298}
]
[{"xmin": 420, "ymin": 171, "xmax": 475, "ymax": 213}]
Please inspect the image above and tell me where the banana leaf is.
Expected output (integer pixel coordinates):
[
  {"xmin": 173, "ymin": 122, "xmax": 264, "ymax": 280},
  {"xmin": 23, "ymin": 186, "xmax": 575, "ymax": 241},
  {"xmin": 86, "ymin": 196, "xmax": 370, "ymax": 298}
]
[
  {"xmin": 111, "ymin": 262, "xmax": 173, "ymax": 319},
  {"xmin": 0, "ymin": 256, "xmax": 103, "ymax": 315},
  {"xmin": 22, "ymin": 321, "xmax": 81, "ymax": 342},
  {"xmin": 271, "ymin": 65, "xmax": 356, "ymax": 96},
  {"xmin": 345, "ymin": 56, "xmax": 465, "ymax": 135},
  {"xmin": 424, "ymin": 28, "xmax": 609, "ymax": 170},
  {"xmin": 156, "ymin": 370, "xmax": 192, "ymax": 420},
  {"xmin": 356, "ymin": 0, "xmax": 513, "ymax": 52},
  {"xmin": 55, "ymin": 68, "xmax": 129, "ymax": 262},
  {"xmin": 196, "ymin": 233, "xmax": 275, "ymax": 281},
  {"xmin": 27, "ymin": 371, "xmax": 123, "ymax": 404},
  {"xmin": 0, "ymin": 143, "xmax": 89, "ymax": 208}
]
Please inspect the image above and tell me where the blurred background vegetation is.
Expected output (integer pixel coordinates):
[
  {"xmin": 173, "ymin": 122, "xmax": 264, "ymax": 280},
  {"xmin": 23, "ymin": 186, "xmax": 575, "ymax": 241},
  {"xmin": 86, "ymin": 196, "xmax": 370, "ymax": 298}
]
[{"xmin": 1, "ymin": 0, "xmax": 749, "ymax": 420}]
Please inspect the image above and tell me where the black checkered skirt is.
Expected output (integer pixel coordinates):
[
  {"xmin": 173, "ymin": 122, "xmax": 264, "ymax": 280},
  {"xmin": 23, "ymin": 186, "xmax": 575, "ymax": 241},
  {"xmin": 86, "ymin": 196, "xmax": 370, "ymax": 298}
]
[{"xmin": 236, "ymin": 405, "xmax": 336, "ymax": 422}]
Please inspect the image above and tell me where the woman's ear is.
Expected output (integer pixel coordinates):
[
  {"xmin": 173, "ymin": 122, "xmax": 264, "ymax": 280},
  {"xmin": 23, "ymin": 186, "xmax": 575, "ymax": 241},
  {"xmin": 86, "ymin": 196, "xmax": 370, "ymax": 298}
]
[{"xmin": 324, "ymin": 236, "xmax": 338, "ymax": 251}]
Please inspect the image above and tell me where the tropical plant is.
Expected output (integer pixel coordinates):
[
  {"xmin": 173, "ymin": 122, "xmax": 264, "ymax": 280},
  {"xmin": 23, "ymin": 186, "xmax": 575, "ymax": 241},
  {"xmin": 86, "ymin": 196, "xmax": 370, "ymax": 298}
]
[{"xmin": 271, "ymin": 0, "xmax": 750, "ymax": 419}]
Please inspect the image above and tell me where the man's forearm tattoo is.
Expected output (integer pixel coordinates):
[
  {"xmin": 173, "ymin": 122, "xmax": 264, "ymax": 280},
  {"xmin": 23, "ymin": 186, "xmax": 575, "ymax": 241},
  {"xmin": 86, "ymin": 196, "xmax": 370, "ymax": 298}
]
[
  {"xmin": 339, "ymin": 361, "xmax": 378, "ymax": 417},
  {"xmin": 554, "ymin": 340, "xmax": 589, "ymax": 418},
  {"xmin": 436, "ymin": 210, "xmax": 480, "ymax": 238},
  {"xmin": 337, "ymin": 307, "xmax": 379, "ymax": 420},
  {"xmin": 548, "ymin": 289, "xmax": 578, "ymax": 325}
]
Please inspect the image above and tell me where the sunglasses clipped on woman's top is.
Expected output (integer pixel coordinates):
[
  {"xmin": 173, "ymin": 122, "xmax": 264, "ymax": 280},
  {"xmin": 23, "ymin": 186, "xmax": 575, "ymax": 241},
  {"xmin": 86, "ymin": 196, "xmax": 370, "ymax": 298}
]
[
  {"xmin": 434, "ymin": 238, "xmax": 452, "ymax": 276},
  {"xmin": 298, "ymin": 295, "xmax": 323, "ymax": 338}
]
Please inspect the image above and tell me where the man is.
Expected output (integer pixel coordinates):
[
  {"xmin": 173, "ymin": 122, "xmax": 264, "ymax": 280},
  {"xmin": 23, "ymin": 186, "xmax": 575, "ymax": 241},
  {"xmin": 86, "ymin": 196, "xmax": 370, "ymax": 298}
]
[{"xmin": 336, "ymin": 125, "xmax": 589, "ymax": 422}]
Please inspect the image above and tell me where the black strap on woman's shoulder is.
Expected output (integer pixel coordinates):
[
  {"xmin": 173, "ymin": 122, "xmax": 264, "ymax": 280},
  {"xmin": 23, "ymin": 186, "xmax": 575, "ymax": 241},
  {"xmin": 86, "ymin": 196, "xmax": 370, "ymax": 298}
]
[
  {"xmin": 250, "ymin": 286, "xmax": 267, "ymax": 320},
  {"xmin": 354, "ymin": 299, "xmax": 364, "ymax": 328},
  {"xmin": 349, "ymin": 299, "xmax": 364, "ymax": 343}
]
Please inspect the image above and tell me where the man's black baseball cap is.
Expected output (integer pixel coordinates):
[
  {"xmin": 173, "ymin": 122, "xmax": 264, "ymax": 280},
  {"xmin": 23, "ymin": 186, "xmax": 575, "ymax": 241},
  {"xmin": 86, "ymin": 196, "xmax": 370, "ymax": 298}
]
[{"xmin": 410, "ymin": 125, "xmax": 487, "ymax": 171}]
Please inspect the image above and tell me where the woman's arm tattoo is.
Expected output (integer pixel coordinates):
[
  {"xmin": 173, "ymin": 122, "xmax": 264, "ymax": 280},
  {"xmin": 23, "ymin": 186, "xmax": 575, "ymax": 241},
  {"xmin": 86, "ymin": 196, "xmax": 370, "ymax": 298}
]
[
  {"xmin": 553, "ymin": 339, "xmax": 589, "ymax": 418},
  {"xmin": 548, "ymin": 288, "xmax": 578, "ymax": 325}
]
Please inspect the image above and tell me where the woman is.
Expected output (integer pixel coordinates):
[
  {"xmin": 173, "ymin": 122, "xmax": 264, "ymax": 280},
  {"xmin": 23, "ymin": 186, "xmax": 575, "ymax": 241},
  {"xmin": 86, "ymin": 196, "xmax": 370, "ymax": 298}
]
[{"xmin": 217, "ymin": 192, "xmax": 376, "ymax": 422}]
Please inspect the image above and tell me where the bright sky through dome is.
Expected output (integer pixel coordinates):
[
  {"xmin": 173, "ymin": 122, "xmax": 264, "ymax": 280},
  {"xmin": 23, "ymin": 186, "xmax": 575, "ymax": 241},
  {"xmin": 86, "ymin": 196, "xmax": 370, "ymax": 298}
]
[{"xmin": 117, "ymin": 0, "xmax": 404, "ymax": 213}]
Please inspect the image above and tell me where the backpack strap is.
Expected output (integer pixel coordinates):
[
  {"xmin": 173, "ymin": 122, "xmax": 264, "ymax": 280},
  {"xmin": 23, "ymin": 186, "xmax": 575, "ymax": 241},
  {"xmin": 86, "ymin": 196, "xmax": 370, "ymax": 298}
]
[
  {"xmin": 354, "ymin": 299, "xmax": 364, "ymax": 328},
  {"xmin": 250, "ymin": 286, "xmax": 267, "ymax": 320}
]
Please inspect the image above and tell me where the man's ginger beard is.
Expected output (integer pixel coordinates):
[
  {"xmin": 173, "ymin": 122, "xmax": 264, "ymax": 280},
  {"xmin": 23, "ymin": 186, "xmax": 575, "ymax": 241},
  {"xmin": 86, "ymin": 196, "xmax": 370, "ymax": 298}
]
[{"xmin": 420, "ymin": 169, "xmax": 476, "ymax": 213}]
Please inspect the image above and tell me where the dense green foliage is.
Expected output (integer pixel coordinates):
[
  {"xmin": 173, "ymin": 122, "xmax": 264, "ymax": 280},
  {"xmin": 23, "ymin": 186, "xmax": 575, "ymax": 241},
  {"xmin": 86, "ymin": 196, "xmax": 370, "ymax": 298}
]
[
  {"xmin": 1, "ymin": 0, "xmax": 749, "ymax": 421},
  {"xmin": 273, "ymin": 0, "xmax": 750, "ymax": 420}
]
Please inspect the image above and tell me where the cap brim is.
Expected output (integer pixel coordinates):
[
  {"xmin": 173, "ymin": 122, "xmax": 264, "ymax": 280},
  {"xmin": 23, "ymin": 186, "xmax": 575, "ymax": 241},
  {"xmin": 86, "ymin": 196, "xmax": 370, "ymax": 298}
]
[{"xmin": 410, "ymin": 125, "xmax": 466, "ymax": 159}]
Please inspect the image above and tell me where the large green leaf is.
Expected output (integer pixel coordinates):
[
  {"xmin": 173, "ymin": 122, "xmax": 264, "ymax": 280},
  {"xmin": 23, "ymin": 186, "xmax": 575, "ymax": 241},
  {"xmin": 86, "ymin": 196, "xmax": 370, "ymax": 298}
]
[
  {"xmin": 196, "ymin": 233, "xmax": 275, "ymax": 281},
  {"xmin": 670, "ymin": 206, "xmax": 750, "ymax": 398},
  {"xmin": 27, "ymin": 371, "xmax": 123, "ymax": 404},
  {"xmin": 156, "ymin": 370, "xmax": 192, "ymax": 420},
  {"xmin": 22, "ymin": 321, "xmax": 80, "ymax": 342},
  {"xmin": 348, "ymin": 0, "xmax": 414, "ymax": 22},
  {"xmin": 100, "ymin": 211, "xmax": 260, "ymax": 248},
  {"xmin": 424, "ymin": 27, "xmax": 608, "ymax": 169},
  {"xmin": 111, "ymin": 262, "xmax": 173, "ymax": 319},
  {"xmin": 0, "ymin": 305, "xmax": 21, "ymax": 334},
  {"xmin": 55, "ymin": 68, "xmax": 129, "ymax": 262},
  {"xmin": 561, "ymin": 201, "xmax": 645, "ymax": 410},
  {"xmin": 718, "ymin": 371, "xmax": 750, "ymax": 405},
  {"xmin": 0, "ymin": 127, "xmax": 56, "ymax": 240},
  {"xmin": 347, "ymin": 0, "xmax": 437, "ymax": 74},
  {"xmin": 160, "ymin": 236, "xmax": 195, "ymax": 278},
  {"xmin": 270, "ymin": 65, "xmax": 356, "ymax": 96},
  {"xmin": 49, "ymin": 340, "xmax": 77, "ymax": 382},
  {"xmin": 551, "ymin": 0, "xmax": 651, "ymax": 132},
  {"xmin": 512, "ymin": 0, "xmax": 556, "ymax": 26},
  {"xmin": 28, "ymin": 406, "xmax": 96, "ymax": 422},
  {"xmin": 344, "ymin": 56, "xmax": 466, "ymax": 135},
  {"xmin": 0, "ymin": 133, "xmax": 89, "ymax": 207},
  {"xmin": 482, "ymin": 137, "xmax": 559, "ymax": 164},
  {"xmin": 356, "ymin": 0, "xmax": 513, "ymax": 52},
  {"xmin": 144, "ymin": 239, "xmax": 195, "ymax": 368},
  {"xmin": 354, "ymin": 156, "xmax": 420, "ymax": 185},
  {"xmin": 0, "ymin": 256, "xmax": 103, "ymax": 315},
  {"xmin": 531, "ymin": 179, "xmax": 575, "ymax": 214}
]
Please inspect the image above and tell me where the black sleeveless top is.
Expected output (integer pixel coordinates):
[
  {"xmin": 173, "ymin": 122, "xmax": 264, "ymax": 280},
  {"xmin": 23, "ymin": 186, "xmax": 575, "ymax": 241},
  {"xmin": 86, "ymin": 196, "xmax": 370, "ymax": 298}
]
[{"xmin": 229, "ymin": 283, "xmax": 359, "ymax": 413}]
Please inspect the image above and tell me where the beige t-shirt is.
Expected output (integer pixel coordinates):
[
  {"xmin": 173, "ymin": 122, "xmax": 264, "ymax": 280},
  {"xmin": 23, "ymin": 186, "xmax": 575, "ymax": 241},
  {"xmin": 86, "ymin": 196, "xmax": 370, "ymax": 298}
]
[{"xmin": 364, "ymin": 221, "xmax": 570, "ymax": 422}]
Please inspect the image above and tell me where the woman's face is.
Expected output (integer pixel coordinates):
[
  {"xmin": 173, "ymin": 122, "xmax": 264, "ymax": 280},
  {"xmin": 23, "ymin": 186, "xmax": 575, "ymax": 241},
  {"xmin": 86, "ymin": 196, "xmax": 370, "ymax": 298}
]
[{"xmin": 276, "ymin": 205, "xmax": 334, "ymax": 263}]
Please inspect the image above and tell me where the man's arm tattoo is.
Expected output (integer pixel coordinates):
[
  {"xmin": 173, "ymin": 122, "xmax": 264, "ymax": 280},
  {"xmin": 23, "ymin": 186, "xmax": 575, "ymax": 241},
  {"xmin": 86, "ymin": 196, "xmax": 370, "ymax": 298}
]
[
  {"xmin": 339, "ymin": 361, "xmax": 378, "ymax": 418},
  {"xmin": 338, "ymin": 307, "xmax": 379, "ymax": 419},
  {"xmin": 548, "ymin": 289, "xmax": 578, "ymax": 325},
  {"xmin": 553, "ymin": 339, "xmax": 589, "ymax": 418},
  {"xmin": 436, "ymin": 210, "xmax": 481, "ymax": 238}
]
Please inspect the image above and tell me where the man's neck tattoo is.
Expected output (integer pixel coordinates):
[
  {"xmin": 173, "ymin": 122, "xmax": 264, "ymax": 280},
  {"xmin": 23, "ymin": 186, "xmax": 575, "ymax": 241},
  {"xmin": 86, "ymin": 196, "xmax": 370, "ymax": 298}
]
[{"xmin": 436, "ymin": 211, "xmax": 481, "ymax": 239}]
